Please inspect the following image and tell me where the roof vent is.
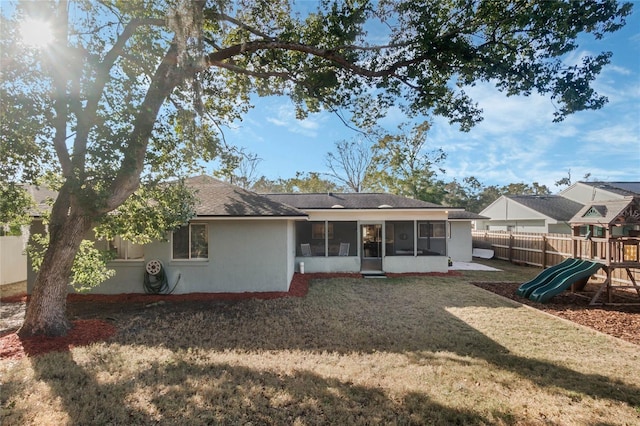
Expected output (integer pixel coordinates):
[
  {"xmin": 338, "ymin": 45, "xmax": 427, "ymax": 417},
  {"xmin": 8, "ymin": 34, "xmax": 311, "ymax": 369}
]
[
  {"xmin": 378, "ymin": 204, "xmax": 392, "ymax": 209},
  {"xmin": 331, "ymin": 204, "xmax": 345, "ymax": 209}
]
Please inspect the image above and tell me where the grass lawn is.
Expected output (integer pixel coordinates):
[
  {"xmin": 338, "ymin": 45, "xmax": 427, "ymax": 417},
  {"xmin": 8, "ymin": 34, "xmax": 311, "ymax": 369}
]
[{"xmin": 2, "ymin": 264, "xmax": 639, "ymax": 425}]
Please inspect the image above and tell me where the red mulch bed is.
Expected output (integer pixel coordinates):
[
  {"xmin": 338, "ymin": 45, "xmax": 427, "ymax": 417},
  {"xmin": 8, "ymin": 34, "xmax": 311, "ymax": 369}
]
[
  {"xmin": 1, "ymin": 272, "xmax": 462, "ymax": 360},
  {"xmin": 1, "ymin": 320, "xmax": 117, "ymax": 360}
]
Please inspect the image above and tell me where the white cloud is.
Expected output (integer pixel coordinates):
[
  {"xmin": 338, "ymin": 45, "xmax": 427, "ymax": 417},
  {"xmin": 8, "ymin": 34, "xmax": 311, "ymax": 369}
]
[{"xmin": 264, "ymin": 104, "xmax": 324, "ymax": 138}]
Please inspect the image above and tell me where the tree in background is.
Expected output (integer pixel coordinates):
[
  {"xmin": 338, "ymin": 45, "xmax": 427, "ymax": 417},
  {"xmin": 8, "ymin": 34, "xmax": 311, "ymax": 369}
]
[
  {"xmin": 555, "ymin": 170, "xmax": 593, "ymax": 189},
  {"xmin": 369, "ymin": 122, "xmax": 448, "ymax": 203},
  {"xmin": 2, "ymin": 0, "xmax": 632, "ymax": 336},
  {"xmin": 253, "ymin": 172, "xmax": 342, "ymax": 193},
  {"xmin": 325, "ymin": 138, "xmax": 375, "ymax": 193},
  {"xmin": 442, "ymin": 177, "xmax": 485, "ymax": 212},
  {"xmin": 216, "ymin": 147, "xmax": 263, "ymax": 189},
  {"xmin": 443, "ymin": 179, "xmax": 552, "ymax": 212}
]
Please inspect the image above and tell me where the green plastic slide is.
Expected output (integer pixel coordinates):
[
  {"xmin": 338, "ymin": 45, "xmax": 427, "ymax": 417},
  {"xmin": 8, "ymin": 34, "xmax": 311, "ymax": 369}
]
[
  {"xmin": 516, "ymin": 258, "xmax": 583, "ymax": 298},
  {"xmin": 529, "ymin": 260, "xmax": 604, "ymax": 303}
]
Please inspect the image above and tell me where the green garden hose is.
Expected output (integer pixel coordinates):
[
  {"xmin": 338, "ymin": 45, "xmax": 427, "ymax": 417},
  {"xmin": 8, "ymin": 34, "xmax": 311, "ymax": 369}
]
[{"xmin": 143, "ymin": 260, "xmax": 180, "ymax": 294}]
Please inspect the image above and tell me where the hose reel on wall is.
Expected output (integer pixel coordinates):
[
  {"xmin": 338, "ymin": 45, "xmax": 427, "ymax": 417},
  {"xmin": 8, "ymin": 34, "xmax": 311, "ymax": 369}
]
[{"xmin": 143, "ymin": 259, "xmax": 180, "ymax": 294}]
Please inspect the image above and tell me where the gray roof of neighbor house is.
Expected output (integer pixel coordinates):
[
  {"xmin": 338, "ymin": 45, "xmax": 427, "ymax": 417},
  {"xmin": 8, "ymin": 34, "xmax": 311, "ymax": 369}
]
[
  {"xmin": 23, "ymin": 185, "xmax": 59, "ymax": 216},
  {"xmin": 506, "ymin": 195, "xmax": 584, "ymax": 221},
  {"xmin": 578, "ymin": 181, "xmax": 640, "ymax": 197},
  {"xmin": 186, "ymin": 176, "xmax": 307, "ymax": 217},
  {"xmin": 264, "ymin": 192, "xmax": 448, "ymax": 210}
]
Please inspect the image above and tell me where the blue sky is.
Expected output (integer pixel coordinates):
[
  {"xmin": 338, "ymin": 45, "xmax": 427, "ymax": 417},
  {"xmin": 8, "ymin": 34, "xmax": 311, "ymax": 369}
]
[{"xmin": 218, "ymin": 6, "xmax": 640, "ymax": 191}]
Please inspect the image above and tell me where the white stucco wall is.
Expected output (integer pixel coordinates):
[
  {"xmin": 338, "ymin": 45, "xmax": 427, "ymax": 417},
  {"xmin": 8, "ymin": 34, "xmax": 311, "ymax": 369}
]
[
  {"xmin": 148, "ymin": 219, "xmax": 292, "ymax": 294},
  {"xmin": 296, "ymin": 256, "xmax": 361, "ymax": 273},
  {"xmin": 383, "ymin": 255, "xmax": 448, "ymax": 273},
  {"xmin": 0, "ymin": 236, "xmax": 27, "ymax": 285},
  {"xmin": 29, "ymin": 219, "xmax": 296, "ymax": 295},
  {"xmin": 448, "ymin": 221, "xmax": 472, "ymax": 262}
]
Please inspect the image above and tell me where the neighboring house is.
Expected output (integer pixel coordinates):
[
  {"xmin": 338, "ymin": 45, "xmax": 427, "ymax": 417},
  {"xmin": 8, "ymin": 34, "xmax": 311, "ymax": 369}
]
[
  {"xmin": 476, "ymin": 181, "xmax": 640, "ymax": 234},
  {"xmin": 25, "ymin": 175, "xmax": 477, "ymax": 295},
  {"xmin": 476, "ymin": 195, "xmax": 583, "ymax": 234},
  {"xmin": 559, "ymin": 181, "xmax": 640, "ymax": 204}
]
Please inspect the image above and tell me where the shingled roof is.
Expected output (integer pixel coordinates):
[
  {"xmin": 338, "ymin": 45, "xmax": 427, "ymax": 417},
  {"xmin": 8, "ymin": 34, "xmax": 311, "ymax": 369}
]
[
  {"xmin": 506, "ymin": 195, "xmax": 584, "ymax": 222},
  {"xmin": 264, "ymin": 192, "xmax": 446, "ymax": 210},
  {"xmin": 185, "ymin": 176, "xmax": 307, "ymax": 217},
  {"xmin": 579, "ymin": 181, "xmax": 640, "ymax": 197},
  {"xmin": 570, "ymin": 197, "xmax": 640, "ymax": 225},
  {"xmin": 23, "ymin": 185, "xmax": 59, "ymax": 216},
  {"xmin": 448, "ymin": 210, "xmax": 488, "ymax": 220}
]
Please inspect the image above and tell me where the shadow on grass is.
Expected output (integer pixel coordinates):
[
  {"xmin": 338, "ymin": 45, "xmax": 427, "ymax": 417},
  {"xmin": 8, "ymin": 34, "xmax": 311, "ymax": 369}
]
[
  {"xmin": 20, "ymin": 352, "xmax": 499, "ymax": 425},
  {"xmin": 104, "ymin": 278, "xmax": 640, "ymax": 411}
]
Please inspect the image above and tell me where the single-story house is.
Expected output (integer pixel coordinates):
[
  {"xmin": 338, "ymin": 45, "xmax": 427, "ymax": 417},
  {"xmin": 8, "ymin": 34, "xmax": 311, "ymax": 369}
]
[
  {"xmin": 476, "ymin": 181, "xmax": 640, "ymax": 234},
  {"xmin": 25, "ymin": 175, "xmax": 478, "ymax": 294}
]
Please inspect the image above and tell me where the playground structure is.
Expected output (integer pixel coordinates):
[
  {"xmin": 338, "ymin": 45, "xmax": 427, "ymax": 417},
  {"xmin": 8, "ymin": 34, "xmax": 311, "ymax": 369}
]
[{"xmin": 517, "ymin": 197, "xmax": 640, "ymax": 305}]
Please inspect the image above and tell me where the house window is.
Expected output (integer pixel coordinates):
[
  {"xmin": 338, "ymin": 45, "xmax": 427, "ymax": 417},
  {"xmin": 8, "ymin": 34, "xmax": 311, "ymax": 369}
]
[
  {"xmin": 172, "ymin": 223, "xmax": 208, "ymax": 260},
  {"xmin": 386, "ymin": 221, "xmax": 415, "ymax": 256},
  {"xmin": 417, "ymin": 221, "xmax": 447, "ymax": 256},
  {"xmin": 97, "ymin": 236, "xmax": 144, "ymax": 261},
  {"xmin": 109, "ymin": 236, "xmax": 144, "ymax": 260}
]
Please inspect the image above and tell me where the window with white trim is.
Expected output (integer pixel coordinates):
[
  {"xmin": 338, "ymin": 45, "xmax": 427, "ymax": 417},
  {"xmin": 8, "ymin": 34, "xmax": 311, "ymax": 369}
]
[
  {"xmin": 172, "ymin": 223, "xmax": 208, "ymax": 260},
  {"xmin": 110, "ymin": 236, "xmax": 144, "ymax": 260},
  {"xmin": 97, "ymin": 236, "xmax": 144, "ymax": 260}
]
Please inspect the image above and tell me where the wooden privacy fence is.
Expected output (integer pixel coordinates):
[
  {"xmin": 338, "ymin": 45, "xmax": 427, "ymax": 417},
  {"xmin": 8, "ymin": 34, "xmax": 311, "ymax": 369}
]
[
  {"xmin": 471, "ymin": 230, "xmax": 573, "ymax": 268},
  {"xmin": 471, "ymin": 230, "xmax": 639, "ymax": 286}
]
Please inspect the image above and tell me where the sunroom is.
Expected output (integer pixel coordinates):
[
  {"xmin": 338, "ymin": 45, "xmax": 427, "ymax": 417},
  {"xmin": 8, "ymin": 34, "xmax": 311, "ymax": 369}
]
[{"xmin": 266, "ymin": 193, "xmax": 456, "ymax": 274}]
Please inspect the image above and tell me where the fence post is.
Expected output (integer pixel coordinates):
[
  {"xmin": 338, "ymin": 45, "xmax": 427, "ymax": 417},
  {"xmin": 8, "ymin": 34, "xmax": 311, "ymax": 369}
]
[
  {"xmin": 508, "ymin": 232, "xmax": 514, "ymax": 263},
  {"xmin": 542, "ymin": 235, "xmax": 547, "ymax": 269}
]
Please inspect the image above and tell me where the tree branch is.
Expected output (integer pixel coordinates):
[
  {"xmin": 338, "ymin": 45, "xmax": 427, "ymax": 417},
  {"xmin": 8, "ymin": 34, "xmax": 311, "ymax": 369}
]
[
  {"xmin": 72, "ymin": 17, "xmax": 168, "ymax": 189},
  {"xmin": 51, "ymin": 0, "xmax": 71, "ymax": 176},
  {"xmin": 207, "ymin": 10, "xmax": 274, "ymax": 40},
  {"xmin": 104, "ymin": 42, "xmax": 183, "ymax": 212},
  {"xmin": 204, "ymin": 40, "xmax": 431, "ymax": 79}
]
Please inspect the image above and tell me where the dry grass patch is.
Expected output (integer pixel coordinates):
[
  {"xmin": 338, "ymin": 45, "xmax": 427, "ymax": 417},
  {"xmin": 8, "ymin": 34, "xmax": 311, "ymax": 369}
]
[{"xmin": 2, "ymin": 273, "xmax": 639, "ymax": 425}]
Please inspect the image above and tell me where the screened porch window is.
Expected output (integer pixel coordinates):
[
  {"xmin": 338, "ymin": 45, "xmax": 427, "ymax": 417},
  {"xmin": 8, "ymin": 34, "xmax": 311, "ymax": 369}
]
[
  {"xmin": 328, "ymin": 221, "xmax": 357, "ymax": 256},
  {"xmin": 385, "ymin": 221, "xmax": 415, "ymax": 256},
  {"xmin": 296, "ymin": 221, "xmax": 357, "ymax": 256},
  {"xmin": 296, "ymin": 221, "xmax": 325, "ymax": 256},
  {"xmin": 172, "ymin": 223, "xmax": 208, "ymax": 260},
  {"xmin": 417, "ymin": 221, "xmax": 447, "ymax": 256}
]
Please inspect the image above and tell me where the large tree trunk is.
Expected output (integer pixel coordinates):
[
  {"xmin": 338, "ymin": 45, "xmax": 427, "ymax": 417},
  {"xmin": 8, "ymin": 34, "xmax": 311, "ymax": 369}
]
[{"xmin": 18, "ymin": 211, "xmax": 92, "ymax": 337}]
